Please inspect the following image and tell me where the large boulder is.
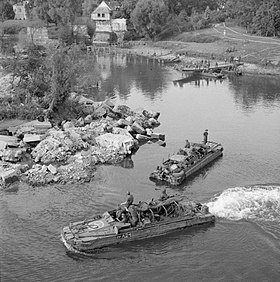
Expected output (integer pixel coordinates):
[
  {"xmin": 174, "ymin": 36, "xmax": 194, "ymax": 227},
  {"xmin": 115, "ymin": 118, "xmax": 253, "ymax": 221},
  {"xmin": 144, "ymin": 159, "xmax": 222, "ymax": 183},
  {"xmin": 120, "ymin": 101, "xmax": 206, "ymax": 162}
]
[
  {"xmin": 31, "ymin": 128, "xmax": 88, "ymax": 163},
  {"xmin": 95, "ymin": 133, "xmax": 137, "ymax": 155},
  {"xmin": 113, "ymin": 105, "xmax": 134, "ymax": 118},
  {"xmin": 0, "ymin": 161, "xmax": 28, "ymax": 187},
  {"xmin": 25, "ymin": 150, "xmax": 98, "ymax": 185},
  {"xmin": 0, "ymin": 148, "xmax": 25, "ymax": 162}
]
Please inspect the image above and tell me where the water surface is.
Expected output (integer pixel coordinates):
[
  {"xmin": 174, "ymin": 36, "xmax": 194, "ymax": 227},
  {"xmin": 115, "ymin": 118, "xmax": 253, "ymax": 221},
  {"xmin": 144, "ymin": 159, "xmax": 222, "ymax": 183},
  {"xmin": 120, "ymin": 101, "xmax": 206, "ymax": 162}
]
[{"xmin": 1, "ymin": 54, "xmax": 280, "ymax": 282}]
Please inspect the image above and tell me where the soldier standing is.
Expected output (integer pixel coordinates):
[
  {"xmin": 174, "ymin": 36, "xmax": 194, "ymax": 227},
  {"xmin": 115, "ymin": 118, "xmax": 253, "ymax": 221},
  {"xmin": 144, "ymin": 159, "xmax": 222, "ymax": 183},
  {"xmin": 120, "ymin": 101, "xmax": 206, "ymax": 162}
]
[{"xmin": 203, "ymin": 129, "xmax": 208, "ymax": 144}]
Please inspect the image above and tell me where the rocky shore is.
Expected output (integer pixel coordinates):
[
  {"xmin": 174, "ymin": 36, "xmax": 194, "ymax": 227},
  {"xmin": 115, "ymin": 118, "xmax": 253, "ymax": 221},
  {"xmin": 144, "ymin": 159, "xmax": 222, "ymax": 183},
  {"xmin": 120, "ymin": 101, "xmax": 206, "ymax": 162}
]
[{"xmin": 0, "ymin": 97, "xmax": 165, "ymax": 188}]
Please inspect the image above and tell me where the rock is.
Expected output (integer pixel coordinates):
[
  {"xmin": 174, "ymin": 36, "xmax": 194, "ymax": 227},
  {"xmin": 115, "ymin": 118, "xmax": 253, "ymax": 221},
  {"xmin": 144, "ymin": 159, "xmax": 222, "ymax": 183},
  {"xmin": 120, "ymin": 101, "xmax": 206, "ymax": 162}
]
[
  {"xmin": 126, "ymin": 125, "xmax": 134, "ymax": 133},
  {"xmin": 0, "ymin": 169, "xmax": 19, "ymax": 187},
  {"xmin": 76, "ymin": 117, "xmax": 85, "ymax": 127},
  {"xmin": 136, "ymin": 134, "xmax": 150, "ymax": 142},
  {"xmin": 143, "ymin": 110, "xmax": 160, "ymax": 119},
  {"xmin": 156, "ymin": 140, "xmax": 166, "ymax": 147},
  {"xmin": 78, "ymin": 96, "xmax": 95, "ymax": 105},
  {"xmin": 0, "ymin": 140, "xmax": 7, "ymax": 150},
  {"xmin": 117, "ymin": 119, "xmax": 130, "ymax": 127},
  {"xmin": 23, "ymin": 134, "xmax": 42, "ymax": 143},
  {"xmin": 125, "ymin": 116, "xmax": 134, "ymax": 124},
  {"xmin": 0, "ymin": 135, "xmax": 19, "ymax": 147},
  {"xmin": 148, "ymin": 117, "xmax": 160, "ymax": 127},
  {"xmin": 84, "ymin": 114, "xmax": 93, "ymax": 124},
  {"xmin": 63, "ymin": 121, "xmax": 75, "ymax": 130},
  {"xmin": 131, "ymin": 122, "xmax": 146, "ymax": 135},
  {"xmin": 104, "ymin": 99, "xmax": 115, "ymax": 108},
  {"xmin": 95, "ymin": 133, "xmax": 137, "ymax": 154},
  {"xmin": 48, "ymin": 164, "xmax": 57, "ymax": 174},
  {"xmin": 93, "ymin": 105, "xmax": 107, "ymax": 119},
  {"xmin": 151, "ymin": 133, "xmax": 165, "ymax": 141},
  {"xmin": 0, "ymin": 149, "xmax": 24, "ymax": 162},
  {"xmin": 112, "ymin": 127, "xmax": 133, "ymax": 137},
  {"xmin": 146, "ymin": 128, "xmax": 153, "ymax": 136},
  {"xmin": 41, "ymin": 165, "xmax": 48, "ymax": 173},
  {"xmin": 113, "ymin": 105, "xmax": 134, "ymax": 118}
]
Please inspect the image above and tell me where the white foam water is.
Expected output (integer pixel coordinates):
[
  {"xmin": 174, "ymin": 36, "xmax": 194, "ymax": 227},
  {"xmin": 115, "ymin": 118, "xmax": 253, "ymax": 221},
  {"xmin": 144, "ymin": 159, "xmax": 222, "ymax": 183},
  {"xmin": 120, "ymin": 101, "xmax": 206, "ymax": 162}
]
[{"xmin": 207, "ymin": 185, "xmax": 280, "ymax": 222}]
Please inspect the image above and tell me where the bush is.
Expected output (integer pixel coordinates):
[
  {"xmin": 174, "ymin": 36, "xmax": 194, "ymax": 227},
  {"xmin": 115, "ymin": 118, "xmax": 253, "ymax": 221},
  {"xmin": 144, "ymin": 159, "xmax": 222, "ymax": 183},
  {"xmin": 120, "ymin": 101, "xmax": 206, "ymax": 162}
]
[
  {"xmin": 123, "ymin": 29, "xmax": 141, "ymax": 41},
  {"xmin": 108, "ymin": 32, "xmax": 118, "ymax": 44},
  {"xmin": 0, "ymin": 98, "xmax": 44, "ymax": 120},
  {"xmin": 3, "ymin": 25, "xmax": 23, "ymax": 34}
]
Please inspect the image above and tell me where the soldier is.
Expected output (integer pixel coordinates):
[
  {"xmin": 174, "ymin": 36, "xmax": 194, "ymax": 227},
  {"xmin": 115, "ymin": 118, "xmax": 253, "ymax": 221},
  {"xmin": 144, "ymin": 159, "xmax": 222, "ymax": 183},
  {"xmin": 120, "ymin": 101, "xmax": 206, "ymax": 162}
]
[
  {"xmin": 121, "ymin": 191, "xmax": 134, "ymax": 208},
  {"xmin": 203, "ymin": 129, "xmax": 208, "ymax": 144},
  {"xmin": 185, "ymin": 139, "xmax": 190, "ymax": 148},
  {"xmin": 159, "ymin": 188, "xmax": 168, "ymax": 201}
]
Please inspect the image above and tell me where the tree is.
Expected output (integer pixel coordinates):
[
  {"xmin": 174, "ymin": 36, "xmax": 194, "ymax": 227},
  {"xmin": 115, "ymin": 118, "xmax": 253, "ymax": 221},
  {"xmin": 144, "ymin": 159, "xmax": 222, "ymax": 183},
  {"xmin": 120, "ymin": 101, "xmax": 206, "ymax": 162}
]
[
  {"xmin": 32, "ymin": 0, "xmax": 83, "ymax": 26},
  {"xmin": 224, "ymin": 0, "xmax": 262, "ymax": 28},
  {"xmin": 120, "ymin": 0, "xmax": 138, "ymax": 19},
  {"xmin": 131, "ymin": 0, "xmax": 169, "ymax": 39},
  {"xmin": 82, "ymin": 0, "xmax": 98, "ymax": 17},
  {"xmin": 33, "ymin": 0, "xmax": 52, "ymax": 24},
  {"xmin": 47, "ymin": 0, "xmax": 83, "ymax": 26},
  {"xmin": 0, "ymin": 1, "xmax": 15, "ymax": 21},
  {"xmin": 47, "ymin": 47, "xmax": 77, "ymax": 115},
  {"xmin": 252, "ymin": 0, "xmax": 280, "ymax": 36}
]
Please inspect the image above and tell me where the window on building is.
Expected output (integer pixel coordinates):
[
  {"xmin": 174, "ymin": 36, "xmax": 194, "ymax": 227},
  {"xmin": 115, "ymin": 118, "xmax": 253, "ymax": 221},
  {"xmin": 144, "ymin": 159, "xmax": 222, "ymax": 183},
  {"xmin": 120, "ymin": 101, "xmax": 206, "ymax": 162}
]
[
  {"xmin": 98, "ymin": 13, "xmax": 100, "ymax": 17},
  {"xmin": 102, "ymin": 13, "xmax": 105, "ymax": 17}
]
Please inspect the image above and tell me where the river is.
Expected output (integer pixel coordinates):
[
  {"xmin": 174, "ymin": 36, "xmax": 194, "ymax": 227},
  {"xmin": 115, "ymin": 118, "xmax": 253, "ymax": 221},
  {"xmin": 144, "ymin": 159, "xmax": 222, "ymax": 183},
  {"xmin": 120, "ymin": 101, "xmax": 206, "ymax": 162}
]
[{"xmin": 1, "ymin": 53, "xmax": 280, "ymax": 282}]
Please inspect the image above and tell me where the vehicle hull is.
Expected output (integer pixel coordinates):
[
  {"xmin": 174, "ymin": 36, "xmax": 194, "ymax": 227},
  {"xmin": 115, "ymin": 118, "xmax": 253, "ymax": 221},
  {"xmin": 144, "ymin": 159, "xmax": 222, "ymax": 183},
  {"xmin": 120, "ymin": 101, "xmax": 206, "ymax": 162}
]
[{"xmin": 61, "ymin": 213, "xmax": 215, "ymax": 252}]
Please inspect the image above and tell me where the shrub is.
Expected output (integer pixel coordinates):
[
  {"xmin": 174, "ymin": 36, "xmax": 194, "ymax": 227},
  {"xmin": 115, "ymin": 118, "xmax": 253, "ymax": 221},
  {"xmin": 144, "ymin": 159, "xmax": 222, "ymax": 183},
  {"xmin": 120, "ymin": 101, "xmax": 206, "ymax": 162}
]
[
  {"xmin": 123, "ymin": 29, "xmax": 141, "ymax": 41},
  {"xmin": 3, "ymin": 25, "xmax": 23, "ymax": 34}
]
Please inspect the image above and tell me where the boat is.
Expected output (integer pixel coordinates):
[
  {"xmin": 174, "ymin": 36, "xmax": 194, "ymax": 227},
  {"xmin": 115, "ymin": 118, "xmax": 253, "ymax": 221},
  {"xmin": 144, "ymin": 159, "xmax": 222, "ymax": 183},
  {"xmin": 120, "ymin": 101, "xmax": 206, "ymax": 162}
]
[
  {"xmin": 221, "ymin": 68, "xmax": 242, "ymax": 76},
  {"xmin": 200, "ymin": 71, "xmax": 226, "ymax": 79},
  {"xmin": 149, "ymin": 141, "xmax": 223, "ymax": 186},
  {"xmin": 182, "ymin": 67, "xmax": 200, "ymax": 72},
  {"xmin": 61, "ymin": 196, "xmax": 215, "ymax": 253}
]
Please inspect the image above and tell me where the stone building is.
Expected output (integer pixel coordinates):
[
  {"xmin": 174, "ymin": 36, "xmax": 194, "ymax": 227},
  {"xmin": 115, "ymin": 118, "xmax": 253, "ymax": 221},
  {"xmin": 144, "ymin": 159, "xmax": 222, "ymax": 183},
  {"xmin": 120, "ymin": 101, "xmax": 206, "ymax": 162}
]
[{"xmin": 91, "ymin": 1, "xmax": 126, "ymax": 43}]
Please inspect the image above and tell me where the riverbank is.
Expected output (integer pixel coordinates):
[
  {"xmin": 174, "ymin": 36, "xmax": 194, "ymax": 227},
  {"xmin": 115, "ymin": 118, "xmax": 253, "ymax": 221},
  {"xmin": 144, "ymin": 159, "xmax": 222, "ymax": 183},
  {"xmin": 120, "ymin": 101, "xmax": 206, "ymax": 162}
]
[
  {"xmin": 126, "ymin": 41, "xmax": 280, "ymax": 76},
  {"xmin": 123, "ymin": 23, "xmax": 280, "ymax": 76}
]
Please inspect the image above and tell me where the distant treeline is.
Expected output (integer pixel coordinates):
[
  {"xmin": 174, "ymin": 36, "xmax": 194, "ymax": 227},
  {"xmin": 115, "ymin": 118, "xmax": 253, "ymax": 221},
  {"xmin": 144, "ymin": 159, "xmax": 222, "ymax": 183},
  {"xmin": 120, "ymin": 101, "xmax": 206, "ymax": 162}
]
[{"xmin": 1, "ymin": 0, "xmax": 280, "ymax": 39}]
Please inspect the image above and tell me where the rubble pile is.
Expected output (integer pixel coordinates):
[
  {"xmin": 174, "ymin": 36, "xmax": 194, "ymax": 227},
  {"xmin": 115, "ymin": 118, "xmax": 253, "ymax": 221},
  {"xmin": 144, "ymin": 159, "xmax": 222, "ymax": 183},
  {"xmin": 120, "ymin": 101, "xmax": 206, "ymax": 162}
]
[{"xmin": 0, "ymin": 99, "xmax": 165, "ymax": 187}]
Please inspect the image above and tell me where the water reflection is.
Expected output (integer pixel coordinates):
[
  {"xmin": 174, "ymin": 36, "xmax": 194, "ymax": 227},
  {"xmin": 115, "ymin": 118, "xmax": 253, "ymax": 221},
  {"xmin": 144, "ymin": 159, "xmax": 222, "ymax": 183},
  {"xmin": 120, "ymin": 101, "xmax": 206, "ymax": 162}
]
[
  {"xmin": 228, "ymin": 75, "xmax": 280, "ymax": 110},
  {"xmin": 88, "ymin": 54, "xmax": 280, "ymax": 111},
  {"xmin": 119, "ymin": 156, "xmax": 134, "ymax": 169},
  {"xmin": 84, "ymin": 54, "xmax": 169, "ymax": 102},
  {"xmin": 173, "ymin": 73, "xmax": 225, "ymax": 87}
]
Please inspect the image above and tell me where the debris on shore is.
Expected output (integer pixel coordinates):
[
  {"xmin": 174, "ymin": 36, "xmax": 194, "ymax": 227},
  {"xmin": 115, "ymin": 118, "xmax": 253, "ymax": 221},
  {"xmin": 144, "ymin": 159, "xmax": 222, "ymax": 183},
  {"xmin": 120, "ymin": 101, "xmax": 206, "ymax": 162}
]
[{"xmin": 0, "ymin": 98, "xmax": 164, "ymax": 188}]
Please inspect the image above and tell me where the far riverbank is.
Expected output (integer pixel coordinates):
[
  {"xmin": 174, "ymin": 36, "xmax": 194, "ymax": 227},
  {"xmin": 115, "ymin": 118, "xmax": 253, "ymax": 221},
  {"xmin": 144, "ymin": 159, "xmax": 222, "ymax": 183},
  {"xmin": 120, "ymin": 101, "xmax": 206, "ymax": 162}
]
[{"xmin": 126, "ymin": 41, "xmax": 280, "ymax": 76}]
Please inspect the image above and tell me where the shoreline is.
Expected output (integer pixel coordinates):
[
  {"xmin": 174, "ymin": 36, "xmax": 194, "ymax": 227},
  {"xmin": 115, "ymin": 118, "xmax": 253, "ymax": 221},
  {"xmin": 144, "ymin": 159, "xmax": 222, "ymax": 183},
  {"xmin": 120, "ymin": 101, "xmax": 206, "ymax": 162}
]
[{"xmin": 123, "ymin": 42, "xmax": 280, "ymax": 76}]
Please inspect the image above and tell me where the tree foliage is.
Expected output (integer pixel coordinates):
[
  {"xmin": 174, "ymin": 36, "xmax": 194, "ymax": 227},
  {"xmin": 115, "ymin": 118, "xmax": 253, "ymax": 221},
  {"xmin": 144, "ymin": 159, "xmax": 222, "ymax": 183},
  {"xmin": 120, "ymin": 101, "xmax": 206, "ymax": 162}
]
[
  {"xmin": 82, "ymin": 0, "xmax": 98, "ymax": 17},
  {"xmin": 31, "ymin": 0, "xmax": 83, "ymax": 26},
  {"xmin": 0, "ymin": 1, "xmax": 15, "ymax": 21},
  {"xmin": 48, "ymin": 47, "xmax": 77, "ymax": 114},
  {"xmin": 252, "ymin": 0, "xmax": 280, "ymax": 36},
  {"xmin": 131, "ymin": 0, "xmax": 169, "ymax": 39}
]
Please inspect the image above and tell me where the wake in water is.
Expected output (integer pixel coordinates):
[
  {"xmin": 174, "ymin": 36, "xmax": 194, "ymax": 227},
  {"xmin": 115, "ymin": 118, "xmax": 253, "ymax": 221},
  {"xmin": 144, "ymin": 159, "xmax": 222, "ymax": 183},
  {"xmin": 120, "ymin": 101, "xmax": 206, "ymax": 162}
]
[{"xmin": 207, "ymin": 185, "xmax": 280, "ymax": 222}]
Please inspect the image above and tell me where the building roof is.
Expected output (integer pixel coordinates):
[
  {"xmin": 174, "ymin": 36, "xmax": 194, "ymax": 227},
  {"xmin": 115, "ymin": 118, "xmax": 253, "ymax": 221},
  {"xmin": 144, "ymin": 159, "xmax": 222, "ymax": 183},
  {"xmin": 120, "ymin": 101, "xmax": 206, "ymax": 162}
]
[{"xmin": 92, "ymin": 1, "xmax": 112, "ymax": 14}]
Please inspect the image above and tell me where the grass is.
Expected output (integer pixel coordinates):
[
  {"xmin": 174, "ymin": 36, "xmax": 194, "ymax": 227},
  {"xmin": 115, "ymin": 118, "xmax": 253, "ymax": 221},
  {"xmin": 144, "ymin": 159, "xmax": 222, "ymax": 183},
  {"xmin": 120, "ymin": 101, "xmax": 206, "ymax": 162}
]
[{"xmin": 152, "ymin": 25, "xmax": 280, "ymax": 66}]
